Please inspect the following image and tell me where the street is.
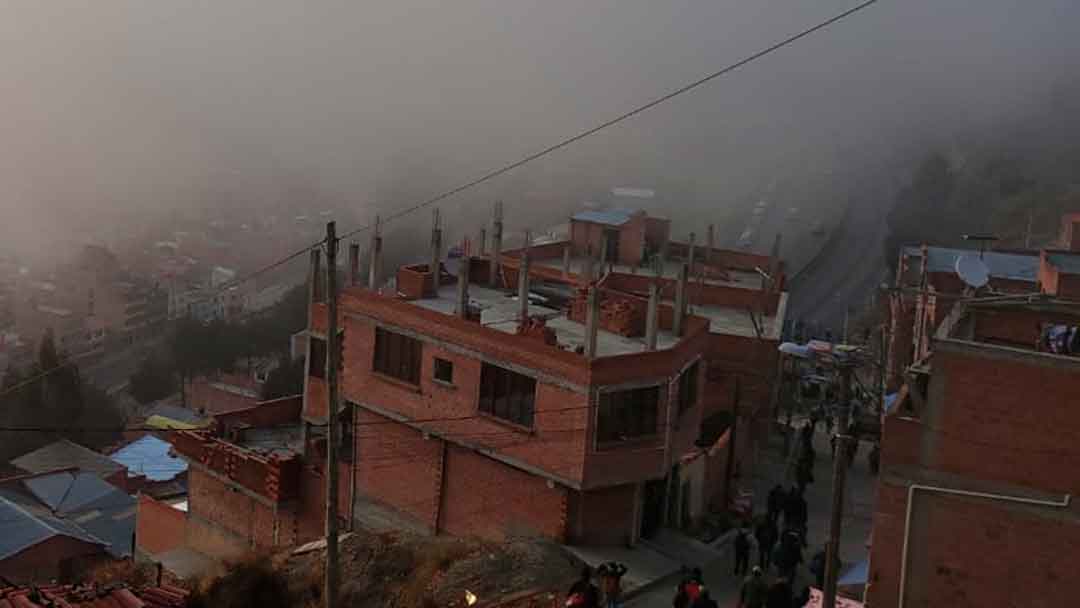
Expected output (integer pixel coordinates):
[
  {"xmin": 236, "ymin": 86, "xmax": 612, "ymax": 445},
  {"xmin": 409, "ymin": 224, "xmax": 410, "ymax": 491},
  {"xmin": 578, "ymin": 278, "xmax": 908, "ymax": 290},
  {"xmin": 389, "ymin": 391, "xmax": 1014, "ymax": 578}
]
[{"xmin": 628, "ymin": 424, "xmax": 877, "ymax": 607}]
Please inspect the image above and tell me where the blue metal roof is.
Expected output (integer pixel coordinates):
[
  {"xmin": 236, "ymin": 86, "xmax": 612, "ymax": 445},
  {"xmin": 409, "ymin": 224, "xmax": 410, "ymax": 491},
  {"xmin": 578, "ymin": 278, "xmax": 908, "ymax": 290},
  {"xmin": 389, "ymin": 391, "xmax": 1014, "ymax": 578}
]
[
  {"xmin": 1047, "ymin": 252, "xmax": 1080, "ymax": 275},
  {"xmin": 571, "ymin": 208, "xmax": 636, "ymax": 227},
  {"xmin": 903, "ymin": 246, "xmax": 1038, "ymax": 282},
  {"xmin": 110, "ymin": 435, "xmax": 188, "ymax": 482},
  {"xmin": 24, "ymin": 471, "xmax": 117, "ymax": 515},
  {"xmin": 0, "ymin": 496, "xmax": 105, "ymax": 561}
]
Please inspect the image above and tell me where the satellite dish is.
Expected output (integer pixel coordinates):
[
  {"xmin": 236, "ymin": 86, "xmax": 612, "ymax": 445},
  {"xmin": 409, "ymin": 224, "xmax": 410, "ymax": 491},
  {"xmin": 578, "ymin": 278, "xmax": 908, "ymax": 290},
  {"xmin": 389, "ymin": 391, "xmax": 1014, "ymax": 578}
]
[{"xmin": 955, "ymin": 254, "xmax": 989, "ymax": 289}]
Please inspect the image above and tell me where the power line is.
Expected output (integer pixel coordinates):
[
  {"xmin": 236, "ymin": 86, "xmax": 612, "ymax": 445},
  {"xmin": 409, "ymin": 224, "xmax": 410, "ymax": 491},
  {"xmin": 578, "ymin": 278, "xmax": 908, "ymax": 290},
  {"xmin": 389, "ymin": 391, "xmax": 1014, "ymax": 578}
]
[
  {"xmin": 338, "ymin": 0, "xmax": 879, "ymax": 241},
  {"xmin": 0, "ymin": 0, "xmax": 880, "ymax": 400}
]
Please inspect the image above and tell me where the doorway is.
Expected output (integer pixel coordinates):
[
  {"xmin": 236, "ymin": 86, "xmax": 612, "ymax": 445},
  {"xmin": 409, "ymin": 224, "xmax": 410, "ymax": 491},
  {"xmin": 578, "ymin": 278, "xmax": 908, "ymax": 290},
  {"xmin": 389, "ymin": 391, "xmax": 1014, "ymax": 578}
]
[{"xmin": 640, "ymin": 478, "xmax": 667, "ymax": 540}]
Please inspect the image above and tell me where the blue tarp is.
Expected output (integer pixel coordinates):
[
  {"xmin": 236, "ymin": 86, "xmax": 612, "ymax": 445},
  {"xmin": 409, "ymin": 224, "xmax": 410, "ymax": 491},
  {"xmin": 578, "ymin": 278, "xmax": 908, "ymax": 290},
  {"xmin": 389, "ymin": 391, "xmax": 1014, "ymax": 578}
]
[
  {"xmin": 838, "ymin": 558, "xmax": 869, "ymax": 586},
  {"xmin": 110, "ymin": 435, "xmax": 188, "ymax": 482}
]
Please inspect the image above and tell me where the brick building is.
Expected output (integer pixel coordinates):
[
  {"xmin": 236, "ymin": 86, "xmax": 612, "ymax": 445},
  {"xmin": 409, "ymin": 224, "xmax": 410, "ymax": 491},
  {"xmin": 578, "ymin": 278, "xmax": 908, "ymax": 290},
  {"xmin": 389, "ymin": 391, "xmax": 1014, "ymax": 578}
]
[
  {"xmin": 868, "ymin": 291, "xmax": 1080, "ymax": 607},
  {"xmin": 302, "ymin": 207, "xmax": 787, "ymax": 545}
]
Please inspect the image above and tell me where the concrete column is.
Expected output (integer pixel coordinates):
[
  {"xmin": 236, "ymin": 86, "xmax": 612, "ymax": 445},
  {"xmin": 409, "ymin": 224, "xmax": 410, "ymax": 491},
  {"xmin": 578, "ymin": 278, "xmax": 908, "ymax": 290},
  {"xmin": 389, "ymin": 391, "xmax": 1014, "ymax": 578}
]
[
  {"xmin": 348, "ymin": 243, "xmax": 360, "ymax": 287},
  {"xmin": 769, "ymin": 233, "xmax": 783, "ymax": 292},
  {"xmin": 706, "ymin": 224, "xmax": 715, "ymax": 266},
  {"xmin": 600, "ymin": 232, "xmax": 610, "ymax": 272},
  {"xmin": 456, "ymin": 256, "xmax": 471, "ymax": 319},
  {"xmin": 582, "ymin": 246, "xmax": 594, "ymax": 283},
  {"xmin": 308, "ymin": 248, "xmax": 323, "ymax": 309},
  {"xmin": 430, "ymin": 209, "xmax": 442, "ymax": 295},
  {"xmin": 687, "ymin": 232, "xmax": 697, "ymax": 272},
  {"xmin": 562, "ymin": 245, "xmax": 571, "ymax": 278},
  {"xmin": 673, "ymin": 263, "xmax": 688, "ymax": 337},
  {"xmin": 479, "ymin": 228, "xmax": 487, "ymax": 257},
  {"xmin": 518, "ymin": 232, "xmax": 531, "ymax": 326},
  {"xmin": 490, "ymin": 201, "xmax": 503, "ymax": 288},
  {"xmin": 584, "ymin": 286, "xmax": 600, "ymax": 359},
  {"xmin": 368, "ymin": 215, "xmax": 382, "ymax": 289},
  {"xmin": 645, "ymin": 280, "xmax": 659, "ymax": 350}
]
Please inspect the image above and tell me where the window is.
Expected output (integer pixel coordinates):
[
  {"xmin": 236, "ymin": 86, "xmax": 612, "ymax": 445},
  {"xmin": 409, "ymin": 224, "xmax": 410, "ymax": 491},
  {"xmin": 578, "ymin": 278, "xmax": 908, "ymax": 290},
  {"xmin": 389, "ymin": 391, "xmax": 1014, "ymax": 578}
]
[
  {"xmin": 433, "ymin": 357, "xmax": 454, "ymax": 384},
  {"xmin": 678, "ymin": 362, "xmax": 699, "ymax": 414},
  {"xmin": 309, "ymin": 337, "xmax": 327, "ymax": 379},
  {"xmin": 478, "ymin": 363, "xmax": 536, "ymax": 427},
  {"xmin": 373, "ymin": 327, "xmax": 421, "ymax": 385},
  {"xmin": 598, "ymin": 386, "xmax": 660, "ymax": 443}
]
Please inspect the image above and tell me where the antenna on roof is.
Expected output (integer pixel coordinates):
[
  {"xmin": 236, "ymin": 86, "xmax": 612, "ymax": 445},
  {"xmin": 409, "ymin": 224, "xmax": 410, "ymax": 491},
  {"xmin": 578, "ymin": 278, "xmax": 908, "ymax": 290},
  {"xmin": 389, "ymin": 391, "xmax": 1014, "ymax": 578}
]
[
  {"xmin": 955, "ymin": 254, "xmax": 990, "ymax": 290},
  {"xmin": 961, "ymin": 233, "xmax": 999, "ymax": 260}
]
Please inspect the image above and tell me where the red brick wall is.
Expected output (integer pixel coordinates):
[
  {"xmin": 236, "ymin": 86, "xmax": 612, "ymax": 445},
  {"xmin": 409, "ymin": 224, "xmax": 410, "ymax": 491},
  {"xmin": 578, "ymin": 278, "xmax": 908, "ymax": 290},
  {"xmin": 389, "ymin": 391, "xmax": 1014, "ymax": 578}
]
[
  {"xmin": 618, "ymin": 214, "xmax": 646, "ymax": 266},
  {"xmin": 439, "ymin": 444, "xmax": 568, "ymax": 542},
  {"xmin": 0, "ymin": 536, "xmax": 107, "ymax": 584},
  {"xmin": 341, "ymin": 314, "xmax": 590, "ymax": 484},
  {"xmin": 396, "ymin": 264, "xmax": 431, "ymax": 300},
  {"xmin": 354, "ymin": 408, "xmax": 442, "ymax": 529},
  {"xmin": 172, "ymin": 432, "xmax": 301, "ymax": 501},
  {"xmin": 136, "ymin": 495, "xmax": 186, "ymax": 556},
  {"xmin": 186, "ymin": 378, "xmax": 259, "ymax": 415},
  {"xmin": 568, "ymin": 485, "xmax": 637, "ymax": 545},
  {"xmin": 868, "ymin": 480, "xmax": 1080, "ymax": 608},
  {"xmin": 216, "ymin": 395, "xmax": 303, "ymax": 436},
  {"xmin": 185, "ymin": 467, "xmax": 300, "ymax": 558},
  {"xmin": 932, "ymin": 349, "xmax": 1080, "ymax": 495}
]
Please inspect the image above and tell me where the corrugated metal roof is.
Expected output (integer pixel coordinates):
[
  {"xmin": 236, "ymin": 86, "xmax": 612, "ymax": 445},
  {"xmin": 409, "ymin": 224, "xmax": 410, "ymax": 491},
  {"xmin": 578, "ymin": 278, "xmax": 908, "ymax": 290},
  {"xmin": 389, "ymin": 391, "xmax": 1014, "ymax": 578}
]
[
  {"xmin": 11, "ymin": 439, "xmax": 124, "ymax": 479},
  {"xmin": 1047, "ymin": 252, "xmax": 1080, "ymax": 275},
  {"xmin": 571, "ymin": 208, "xmax": 636, "ymax": 226},
  {"xmin": 24, "ymin": 472, "xmax": 116, "ymax": 514},
  {"xmin": 110, "ymin": 435, "xmax": 187, "ymax": 482},
  {"xmin": 0, "ymin": 496, "xmax": 105, "ymax": 561},
  {"xmin": 903, "ymin": 246, "xmax": 1038, "ymax": 282}
]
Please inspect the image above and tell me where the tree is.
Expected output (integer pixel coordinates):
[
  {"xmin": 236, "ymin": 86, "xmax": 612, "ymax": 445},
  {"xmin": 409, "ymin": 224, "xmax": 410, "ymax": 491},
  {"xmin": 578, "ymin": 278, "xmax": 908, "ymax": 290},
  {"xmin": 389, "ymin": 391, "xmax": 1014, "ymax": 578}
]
[
  {"xmin": 261, "ymin": 355, "xmax": 305, "ymax": 400},
  {"xmin": 129, "ymin": 353, "xmax": 177, "ymax": 404}
]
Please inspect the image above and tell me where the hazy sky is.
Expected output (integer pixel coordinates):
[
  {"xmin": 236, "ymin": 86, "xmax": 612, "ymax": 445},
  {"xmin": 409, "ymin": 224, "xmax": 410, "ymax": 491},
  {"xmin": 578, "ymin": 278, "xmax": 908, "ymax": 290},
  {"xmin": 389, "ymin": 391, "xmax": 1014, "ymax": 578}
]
[{"xmin": 1, "ymin": 1, "xmax": 1077, "ymax": 259}]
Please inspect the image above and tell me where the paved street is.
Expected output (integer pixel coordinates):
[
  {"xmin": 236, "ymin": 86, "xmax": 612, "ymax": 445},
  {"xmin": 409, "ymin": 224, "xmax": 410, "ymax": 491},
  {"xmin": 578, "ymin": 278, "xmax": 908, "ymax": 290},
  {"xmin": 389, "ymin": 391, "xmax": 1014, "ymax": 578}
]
[{"xmin": 628, "ymin": 424, "xmax": 877, "ymax": 607}]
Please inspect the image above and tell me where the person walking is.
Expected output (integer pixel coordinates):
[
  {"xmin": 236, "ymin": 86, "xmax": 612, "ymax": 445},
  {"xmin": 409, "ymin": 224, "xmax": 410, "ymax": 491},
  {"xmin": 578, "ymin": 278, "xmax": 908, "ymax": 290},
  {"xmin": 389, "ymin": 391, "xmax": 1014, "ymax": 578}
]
[
  {"xmin": 734, "ymin": 527, "xmax": 752, "ymax": 577},
  {"xmin": 766, "ymin": 484, "xmax": 785, "ymax": 524},
  {"xmin": 689, "ymin": 587, "xmax": 719, "ymax": 608},
  {"xmin": 597, "ymin": 562, "xmax": 628, "ymax": 608},
  {"xmin": 738, "ymin": 567, "xmax": 769, "ymax": 608},
  {"xmin": 755, "ymin": 517, "xmax": 778, "ymax": 571},
  {"xmin": 766, "ymin": 577, "xmax": 793, "ymax": 608},
  {"xmin": 672, "ymin": 567, "xmax": 703, "ymax": 608},
  {"xmin": 795, "ymin": 459, "xmax": 814, "ymax": 497},
  {"xmin": 566, "ymin": 566, "xmax": 600, "ymax": 608}
]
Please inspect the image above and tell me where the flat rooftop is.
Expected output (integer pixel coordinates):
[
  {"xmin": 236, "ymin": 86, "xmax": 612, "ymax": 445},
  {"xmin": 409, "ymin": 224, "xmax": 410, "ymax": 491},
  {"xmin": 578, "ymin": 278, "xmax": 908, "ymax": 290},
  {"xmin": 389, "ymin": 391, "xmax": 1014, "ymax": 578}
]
[
  {"xmin": 535, "ymin": 256, "xmax": 766, "ymax": 290},
  {"xmin": 238, "ymin": 423, "xmax": 303, "ymax": 457},
  {"xmin": 410, "ymin": 281, "xmax": 781, "ymax": 357}
]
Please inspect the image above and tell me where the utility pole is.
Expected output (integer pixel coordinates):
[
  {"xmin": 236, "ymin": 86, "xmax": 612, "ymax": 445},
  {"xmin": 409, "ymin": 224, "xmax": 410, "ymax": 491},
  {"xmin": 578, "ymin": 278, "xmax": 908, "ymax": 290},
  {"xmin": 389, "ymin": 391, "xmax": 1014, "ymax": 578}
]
[
  {"xmin": 722, "ymin": 376, "xmax": 741, "ymax": 511},
  {"xmin": 823, "ymin": 363, "xmax": 854, "ymax": 608},
  {"xmin": 324, "ymin": 221, "xmax": 340, "ymax": 608}
]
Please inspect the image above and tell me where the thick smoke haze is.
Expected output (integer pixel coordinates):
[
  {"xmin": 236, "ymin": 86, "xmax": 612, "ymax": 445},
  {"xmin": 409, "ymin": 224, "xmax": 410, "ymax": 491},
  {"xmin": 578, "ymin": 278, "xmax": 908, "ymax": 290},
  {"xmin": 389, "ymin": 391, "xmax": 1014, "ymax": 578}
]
[{"xmin": 1, "ymin": 1, "xmax": 1077, "ymax": 263}]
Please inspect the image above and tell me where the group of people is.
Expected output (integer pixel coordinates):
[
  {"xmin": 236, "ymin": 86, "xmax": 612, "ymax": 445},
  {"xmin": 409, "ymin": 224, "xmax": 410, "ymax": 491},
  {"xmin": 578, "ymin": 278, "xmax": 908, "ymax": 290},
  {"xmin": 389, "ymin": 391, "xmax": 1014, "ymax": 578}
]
[{"xmin": 566, "ymin": 562, "xmax": 628, "ymax": 608}]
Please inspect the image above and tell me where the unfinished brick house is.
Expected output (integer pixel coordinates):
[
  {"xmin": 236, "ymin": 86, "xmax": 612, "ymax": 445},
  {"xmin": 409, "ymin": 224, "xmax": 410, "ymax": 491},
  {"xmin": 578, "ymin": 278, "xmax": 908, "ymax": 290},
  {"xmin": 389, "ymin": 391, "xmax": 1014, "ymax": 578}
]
[
  {"xmin": 302, "ymin": 206, "xmax": 787, "ymax": 545},
  {"xmin": 867, "ymin": 289, "xmax": 1080, "ymax": 607},
  {"xmin": 161, "ymin": 395, "xmax": 348, "ymax": 563},
  {"xmin": 886, "ymin": 214, "xmax": 1080, "ymax": 390}
]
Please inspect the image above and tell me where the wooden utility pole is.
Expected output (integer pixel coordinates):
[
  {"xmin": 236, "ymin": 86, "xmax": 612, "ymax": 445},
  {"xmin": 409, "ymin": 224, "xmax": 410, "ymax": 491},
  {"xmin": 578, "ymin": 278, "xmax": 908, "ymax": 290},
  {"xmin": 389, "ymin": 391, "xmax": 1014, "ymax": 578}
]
[
  {"xmin": 324, "ymin": 221, "xmax": 341, "ymax": 608},
  {"xmin": 823, "ymin": 363, "xmax": 854, "ymax": 608},
  {"xmin": 722, "ymin": 376, "xmax": 741, "ymax": 511}
]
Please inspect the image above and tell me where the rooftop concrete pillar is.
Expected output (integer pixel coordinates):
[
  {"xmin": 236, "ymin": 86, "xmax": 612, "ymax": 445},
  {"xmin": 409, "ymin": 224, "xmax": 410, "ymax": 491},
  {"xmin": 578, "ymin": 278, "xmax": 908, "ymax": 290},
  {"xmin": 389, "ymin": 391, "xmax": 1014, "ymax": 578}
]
[
  {"xmin": 490, "ymin": 201, "xmax": 503, "ymax": 288},
  {"xmin": 563, "ymin": 245, "xmax": 571, "ymax": 278},
  {"xmin": 348, "ymin": 243, "xmax": 360, "ymax": 287},
  {"xmin": 673, "ymin": 263, "xmax": 688, "ymax": 337},
  {"xmin": 456, "ymin": 255, "xmax": 471, "ymax": 319},
  {"xmin": 430, "ymin": 209, "xmax": 442, "ymax": 295},
  {"xmin": 368, "ymin": 215, "xmax": 382, "ymax": 289},
  {"xmin": 584, "ymin": 286, "xmax": 600, "ymax": 359},
  {"xmin": 518, "ymin": 232, "xmax": 531, "ymax": 327},
  {"xmin": 645, "ymin": 280, "xmax": 659, "ymax": 351}
]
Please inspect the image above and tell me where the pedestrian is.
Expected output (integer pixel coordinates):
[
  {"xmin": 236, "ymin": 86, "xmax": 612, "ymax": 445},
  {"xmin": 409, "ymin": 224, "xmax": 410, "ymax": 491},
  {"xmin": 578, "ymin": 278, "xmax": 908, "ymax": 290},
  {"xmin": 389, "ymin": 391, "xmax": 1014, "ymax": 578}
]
[
  {"xmin": 774, "ymin": 534, "xmax": 803, "ymax": 581},
  {"xmin": 868, "ymin": 442, "xmax": 880, "ymax": 475},
  {"xmin": 738, "ymin": 566, "xmax": 769, "ymax": 608},
  {"xmin": 767, "ymin": 484, "xmax": 785, "ymax": 524},
  {"xmin": 794, "ymin": 587, "xmax": 811, "ymax": 608},
  {"xmin": 690, "ymin": 587, "xmax": 719, "ymax": 608},
  {"xmin": 734, "ymin": 527, "xmax": 751, "ymax": 576},
  {"xmin": 755, "ymin": 517, "xmax": 778, "ymax": 571},
  {"xmin": 766, "ymin": 577, "xmax": 793, "ymax": 608},
  {"xmin": 809, "ymin": 549, "xmax": 827, "ymax": 589},
  {"xmin": 597, "ymin": 562, "xmax": 628, "ymax": 608},
  {"xmin": 566, "ymin": 565, "xmax": 600, "ymax": 608},
  {"xmin": 795, "ymin": 460, "xmax": 814, "ymax": 496}
]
